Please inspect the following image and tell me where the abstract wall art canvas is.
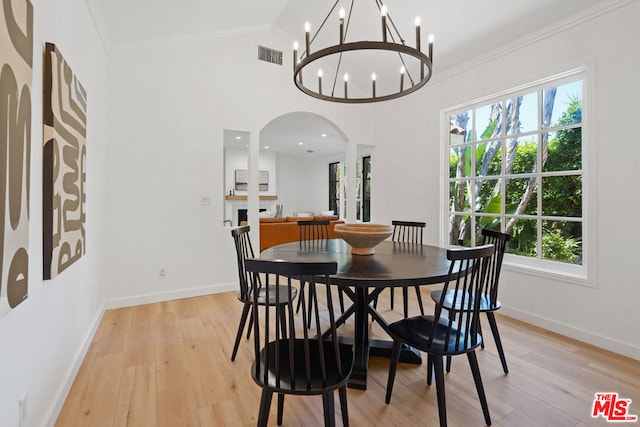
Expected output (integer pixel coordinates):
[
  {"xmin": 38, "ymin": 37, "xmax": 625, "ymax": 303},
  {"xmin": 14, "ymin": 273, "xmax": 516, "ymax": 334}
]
[
  {"xmin": 1, "ymin": 0, "xmax": 33, "ymax": 316},
  {"xmin": 43, "ymin": 42, "xmax": 86, "ymax": 280}
]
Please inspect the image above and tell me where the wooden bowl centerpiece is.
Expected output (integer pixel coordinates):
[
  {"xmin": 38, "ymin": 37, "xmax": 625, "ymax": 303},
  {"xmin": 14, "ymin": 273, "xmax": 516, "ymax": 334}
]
[{"xmin": 334, "ymin": 223, "xmax": 393, "ymax": 255}]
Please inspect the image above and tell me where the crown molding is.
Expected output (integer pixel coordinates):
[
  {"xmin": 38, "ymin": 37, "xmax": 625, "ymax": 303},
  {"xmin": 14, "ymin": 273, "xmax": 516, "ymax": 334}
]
[{"xmin": 432, "ymin": 0, "xmax": 637, "ymax": 84}]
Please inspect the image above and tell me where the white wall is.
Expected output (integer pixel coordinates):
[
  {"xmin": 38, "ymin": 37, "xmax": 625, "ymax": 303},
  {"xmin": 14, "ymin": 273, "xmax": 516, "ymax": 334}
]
[
  {"xmin": 372, "ymin": 1, "xmax": 640, "ymax": 359},
  {"xmin": 276, "ymin": 152, "xmax": 335, "ymax": 217},
  {"xmin": 0, "ymin": 0, "xmax": 109, "ymax": 425},
  {"xmin": 103, "ymin": 28, "xmax": 374, "ymax": 307}
]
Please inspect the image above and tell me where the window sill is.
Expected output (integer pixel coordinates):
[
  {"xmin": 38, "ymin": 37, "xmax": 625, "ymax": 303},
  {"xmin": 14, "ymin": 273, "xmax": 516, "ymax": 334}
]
[{"xmin": 503, "ymin": 256, "xmax": 594, "ymax": 288}]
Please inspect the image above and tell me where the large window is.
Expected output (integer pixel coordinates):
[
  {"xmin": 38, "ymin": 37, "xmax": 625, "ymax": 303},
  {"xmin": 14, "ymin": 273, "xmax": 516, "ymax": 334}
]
[{"xmin": 446, "ymin": 71, "xmax": 589, "ymax": 280}]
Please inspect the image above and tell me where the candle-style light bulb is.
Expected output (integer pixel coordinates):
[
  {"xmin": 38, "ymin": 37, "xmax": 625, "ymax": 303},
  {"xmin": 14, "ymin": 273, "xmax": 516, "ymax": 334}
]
[
  {"xmin": 415, "ymin": 16, "xmax": 421, "ymax": 51},
  {"xmin": 381, "ymin": 6, "xmax": 388, "ymax": 42},
  {"xmin": 318, "ymin": 69, "xmax": 323, "ymax": 95},
  {"xmin": 305, "ymin": 22, "xmax": 311, "ymax": 54},
  {"xmin": 372, "ymin": 73, "xmax": 377, "ymax": 98},
  {"xmin": 339, "ymin": 8, "xmax": 345, "ymax": 44},
  {"xmin": 428, "ymin": 34, "xmax": 434, "ymax": 62},
  {"xmin": 344, "ymin": 73, "xmax": 349, "ymax": 98}
]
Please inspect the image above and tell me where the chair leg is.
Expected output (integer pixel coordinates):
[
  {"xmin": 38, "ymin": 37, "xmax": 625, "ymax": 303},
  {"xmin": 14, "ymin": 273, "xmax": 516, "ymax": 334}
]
[
  {"xmin": 426, "ymin": 354, "xmax": 434, "ymax": 386},
  {"xmin": 231, "ymin": 303, "xmax": 251, "ymax": 361},
  {"xmin": 307, "ymin": 284, "xmax": 316, "ymax": 328},
  {"xmin": 389, "ymin": 288, "xmax": 395, "ymax": 310},
  {"xmin": 486, "ymin": 311, "xmax": 508, "ymax": 374},
  {"xmin": 257, "ymin": 389, "xmax": 273, "ymax": 427},
  {"xmin": 296, "ymin": 281, "xmax": 306, "ymax": 313},
  {"xmin": 338, "ymin": 288, "xmax": 345, "ymax": 313},
  {"xmin": 414, "ymin": 285, "xmax": 425, "ymax": 315},
  {"xmin": 322, "ymin": 392, "xmax": 336, "ymax": 427},
  {"xmin": 385, "ymin": 339, "xmax": 403, "ymax": 403},
  {"xmin": 445, "ymin": 355, "xmax": 452, "ymax": 373},
  {"xmin": 246, "ymin": 309, "xmax": 254, "ymax": 339},
  {"xmin": 279, "ymin": 307, "xmax": 288, "ymax": 339},
  {"xmin": 277, "ymin": 393, "xmax": 285, "ymax": 425},
  {"xmin": 432, "ymin": 355, "xmax": 448, "ymax": 427},
  {"xmin": 467, "ymin": 351, "xmax": 491, "ymax": 426},
  {"xmin": 338, "ymin": 386, "xmax": 349, "ymax": 427}
]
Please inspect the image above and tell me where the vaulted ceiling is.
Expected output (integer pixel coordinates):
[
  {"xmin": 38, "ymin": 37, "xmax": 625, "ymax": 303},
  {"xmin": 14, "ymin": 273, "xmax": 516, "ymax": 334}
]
[{"xmin": 90, "ymin": 0, "xmax": 614, "ymax": 157}]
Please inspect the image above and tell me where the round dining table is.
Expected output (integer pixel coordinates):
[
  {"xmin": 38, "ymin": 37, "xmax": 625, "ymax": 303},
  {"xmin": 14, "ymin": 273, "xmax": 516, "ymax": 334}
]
[{"xmin": 260, "ymin": 238, "xmax": 456, "ymax": 390}]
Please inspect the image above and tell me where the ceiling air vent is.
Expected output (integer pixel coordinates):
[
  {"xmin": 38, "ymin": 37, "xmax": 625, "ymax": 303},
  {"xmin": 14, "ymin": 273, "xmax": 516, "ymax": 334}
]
[{"xmin": 258, "ymin": 45, "xmax": 283, "ymax": 65}]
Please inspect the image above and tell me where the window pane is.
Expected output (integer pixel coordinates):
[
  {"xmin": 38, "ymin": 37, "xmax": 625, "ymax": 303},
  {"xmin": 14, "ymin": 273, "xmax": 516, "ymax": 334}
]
[
  {"xmin": 449, "ymin": 146, "xmax": 471, "ymax": 179},
  {"xmin": 506, "ymin": 177, "xmax": 537, "ymax": 215},
  {"xmin": 450, "ymin": 111, "xmax": 471, "ymax": 144},
  {"xmin": 507, "ymin": 92, "xmax": 537, "ymax": 134},
  {"xmin": 505, "ymin": 218, "xmax": 537, "ymax": 258},
  {"xmin": 542, "ymin": 175, "xmax": 582, "ymax": 217},
  {"xmin": 543, "ymin": 81, "xmax": 582, "ymax": 128},
  {"xmin": 474, "ymin": 179, "xmax": 500, "ymax": 213},
  {"xmin": 449, "ymin": 214, "xmax": 470, "ymax": 246},
  {"xmin": 508, "ymin": 136, "xmax": 537, "ymax": 174},
  {"xmin": 476, "ymin": 103, "xmax": 501, "ymax": 140},
  {"xmin": 449, "ymin": 180, "xmax": 471, "ymax": 212},
  {"xmin": 476, "ymin": 217, "xmax": 501, "ymax": 242},
  {"xmin": 476, "ymin": 141, "xmax": 502, "ymax": 177},
  {"xmin": 543, "ymin": 129, "xmax": 582, "ymax": 172},
  {"xmin": 541, "ymin": 220, "xmax": 582, "ymax": 265}
]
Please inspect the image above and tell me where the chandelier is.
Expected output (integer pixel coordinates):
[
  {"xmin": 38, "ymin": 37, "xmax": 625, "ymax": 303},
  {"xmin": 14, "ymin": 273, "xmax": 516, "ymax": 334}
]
[{"xmin": 292, "ymin": 0, "xmax": 434, "ymax": 103}]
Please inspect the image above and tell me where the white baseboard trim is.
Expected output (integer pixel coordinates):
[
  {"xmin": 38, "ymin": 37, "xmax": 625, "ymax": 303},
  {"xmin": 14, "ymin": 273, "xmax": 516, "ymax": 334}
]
[
  {"xmin": 46, "ymin": 302, "xmax": 106, "ymax": 427},
  {"xmin": 103, "ymin": 282, "xmax": 237, "ymax": 310},
  {"xmin": 500, "ymin": 306, "xmax": 640, "ymax": 361}
]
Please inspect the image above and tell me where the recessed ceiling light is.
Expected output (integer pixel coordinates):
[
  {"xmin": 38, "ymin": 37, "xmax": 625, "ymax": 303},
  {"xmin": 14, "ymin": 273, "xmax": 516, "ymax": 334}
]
[
  {"xmin": 235, "ymin": 136, "xmax": 242, "ymax": 140},
  {"xmin": 263, "ymin": 146, "xmax": 269, "ymax": 149},
  {"xmin": 298, "ymin": 142, "xmax": 304, "ymax": 145},
  {"xmin": 321, "ymin": 133, "xmax": 327, "ymax": 137}
]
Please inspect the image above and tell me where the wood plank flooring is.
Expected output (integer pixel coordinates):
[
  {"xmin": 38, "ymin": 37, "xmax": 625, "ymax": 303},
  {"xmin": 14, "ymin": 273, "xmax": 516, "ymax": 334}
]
[{"xmin": 56, "ymin": 287, "xmax": 640, "ymax": 426}]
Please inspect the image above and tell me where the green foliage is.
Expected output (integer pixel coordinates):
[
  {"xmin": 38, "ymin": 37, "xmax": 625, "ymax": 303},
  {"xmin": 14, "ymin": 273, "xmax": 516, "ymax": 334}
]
[
  {"xmin": 537, "ymin": 228, "xmax": 581, "ymax": 264},
  {"xmin": 450, "ymin": 90, "xmax": 583, "ymax": 265}
]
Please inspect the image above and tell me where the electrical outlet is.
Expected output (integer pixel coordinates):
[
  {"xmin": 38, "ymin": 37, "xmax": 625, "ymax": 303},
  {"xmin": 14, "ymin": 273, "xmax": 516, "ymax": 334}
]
[
  {"xmin": 200, "ymin": 195, "xmax": 212, "ymax": 206},
  {"xmin": 159, "ymin": 268, "xmax": 167, "ymax": 278},
  {"xmin": 18, "ymin": 390, "xmax": 28, "ymax": 427}
]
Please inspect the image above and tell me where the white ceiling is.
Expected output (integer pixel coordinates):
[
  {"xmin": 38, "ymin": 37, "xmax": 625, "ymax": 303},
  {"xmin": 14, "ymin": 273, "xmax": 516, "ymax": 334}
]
[{"xmin": 92, "ymin": 0, "xmax": 614, "ymax": 157}]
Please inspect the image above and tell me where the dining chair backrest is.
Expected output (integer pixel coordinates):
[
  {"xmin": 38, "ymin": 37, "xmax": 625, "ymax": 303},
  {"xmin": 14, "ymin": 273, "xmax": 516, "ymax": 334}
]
[
  {"xmin": 231, "ymin": 225, "xmax": 255, "ymax": 303},
  {"xmin": 480, "ymin": 229, "xmax": 510, "ymax": 309},
  {"xmin": 392, "ymin": 220, "xmax": 425, "ymax": 245},
  {"xmin": 298, "ymin": 220, "xmax": 330, "ymax": 242},
  {"xmin": 244, "ymin": 258, "xmax": 350, "ymax": 392},
  {"xmin": 430, "ymin": 244, "xmax": 496, "ymax": 353}
]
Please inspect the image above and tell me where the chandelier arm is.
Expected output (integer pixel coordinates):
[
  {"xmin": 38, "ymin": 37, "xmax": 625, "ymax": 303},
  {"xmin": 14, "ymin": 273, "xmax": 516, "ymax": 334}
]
[
  {"xmin": 331, "ymin": 52, "xmax": 344, "ymax": 97},
  {"xmin": 304, "ymin": 0, "xmax": 341, "ymax": 58}
]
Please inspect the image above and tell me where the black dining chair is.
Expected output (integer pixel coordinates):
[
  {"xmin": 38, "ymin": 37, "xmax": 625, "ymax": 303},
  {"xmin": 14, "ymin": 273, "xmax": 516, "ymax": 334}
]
[
  {"xmin": 385, "ymin": 244, "xmax": 495, "ymax": 427},
  {"xmin": 298, "ymin": 219, "xmax": 330, "ymax": 242},
  {"xmin": 431, "ymin": 228, "xmax": 511, "ymax": 374},
  {"xmin": 229, "ymin": 226, "xmax": 297, "ymax": 362},
  {"xmin": 296, "ymin": 220, "xmax": 345, "ymax": 323},
  {"xmin": 245, "ymin": 258, "xmax": 354, "ymax": 427},
  {"xmin": 374, "ymin": 220, "xmax": 426, "ymax": 317}
]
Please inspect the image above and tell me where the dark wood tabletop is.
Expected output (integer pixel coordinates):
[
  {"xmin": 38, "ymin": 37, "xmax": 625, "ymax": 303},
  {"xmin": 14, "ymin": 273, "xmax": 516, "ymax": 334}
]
[
  {"xmin": 260, "ymin": 238, "xmax": 455, "ymax": 390},
  {"xmin": 260, "ymin": 239, "xmax": 453, "ymax": 287}
]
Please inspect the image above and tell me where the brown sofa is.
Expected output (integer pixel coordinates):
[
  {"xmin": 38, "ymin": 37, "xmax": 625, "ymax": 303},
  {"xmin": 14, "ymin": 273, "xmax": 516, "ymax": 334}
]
[{"xmin": 258, "ymin": 216, "xmax": 344, "ymax": 251}]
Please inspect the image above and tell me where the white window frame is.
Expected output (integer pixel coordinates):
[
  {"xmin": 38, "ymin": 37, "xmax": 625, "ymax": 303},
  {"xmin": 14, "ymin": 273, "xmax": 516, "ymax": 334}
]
[{"xmin": 440, "ymin": 63, "xmax": 596, "ymax": 287}]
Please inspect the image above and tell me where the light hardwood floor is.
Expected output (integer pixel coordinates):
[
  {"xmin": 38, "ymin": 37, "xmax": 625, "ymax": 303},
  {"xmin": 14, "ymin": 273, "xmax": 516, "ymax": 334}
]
[{"xmin": 56, "ymin": 287, "xmax": 640, "ymax": 426}]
